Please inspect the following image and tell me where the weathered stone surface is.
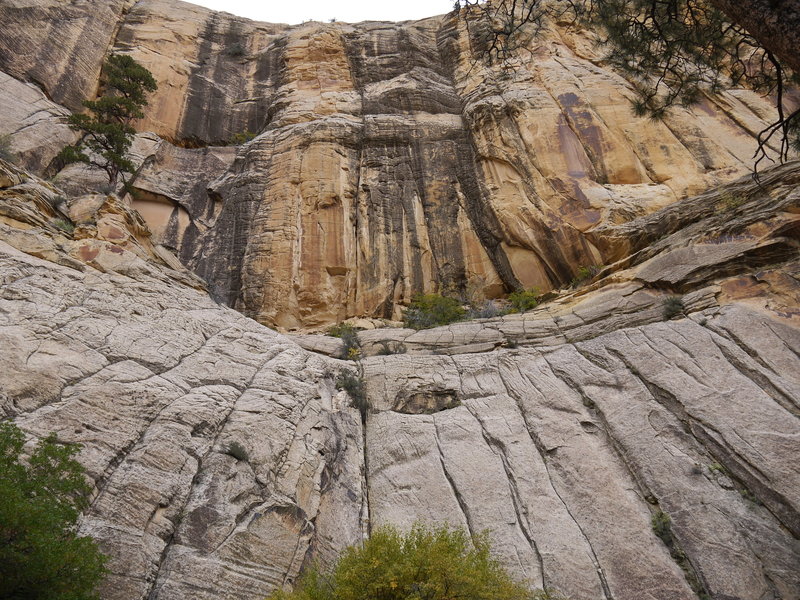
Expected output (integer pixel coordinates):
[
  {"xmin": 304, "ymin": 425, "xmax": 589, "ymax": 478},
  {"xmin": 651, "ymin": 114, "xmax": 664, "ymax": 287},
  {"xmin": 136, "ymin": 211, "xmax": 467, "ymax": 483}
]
[
  {"xmin": 1, "ymin": 151, "xmax": 799, "ymax": 600},
  {"xmin": 1, "ymin": 0, "xmax": 791, "ymax": 329},
  {"xmin": 0, "ymin": 70, "xmax": 77, "ymax": 173},
  {"xmin": 1, "ymin": 2, "xmax": 799, "ymax": 598},
  {"xmin": 130, "ymin": 141, "xmax": 235, "ymax": 262},
  {"xmin": 0, "ymin": 0, "xmax": 134, "ymax": 110},
  {"xmin": 0, "ymin": 158, "xmax": 205, "ymax": 288},
  {"xmin": 362, "ymin": 307, "xmax": 800, "ymax": 600},
  {"xmin": 340, "ymin": 172, "xmax": 797, "ymax": 358},
  {"xmin": 0, "ymin": 238, "xmax": 365, "ymax": 600}
]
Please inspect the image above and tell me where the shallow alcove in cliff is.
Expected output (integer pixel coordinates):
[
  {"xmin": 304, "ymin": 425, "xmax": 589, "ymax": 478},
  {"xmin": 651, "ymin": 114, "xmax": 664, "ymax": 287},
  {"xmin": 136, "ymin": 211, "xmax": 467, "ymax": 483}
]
[{"xmin": 393, "ymin": 388, "xmax": 462, "ymax": 414}]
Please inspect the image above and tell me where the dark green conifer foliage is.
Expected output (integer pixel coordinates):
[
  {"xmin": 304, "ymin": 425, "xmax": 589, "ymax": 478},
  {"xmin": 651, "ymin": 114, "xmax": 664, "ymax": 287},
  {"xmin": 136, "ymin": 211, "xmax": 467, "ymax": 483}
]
[
  {"xmin": 0, "ymin": 422, "xmax": 108, "ymax": 599},
  {"xmin": 58, "ymin": 54, "xmax": 157, "ymax": 186},
  {"xmin": 453, "ymin": 0, "xmax": 799, "ymax": 170}
]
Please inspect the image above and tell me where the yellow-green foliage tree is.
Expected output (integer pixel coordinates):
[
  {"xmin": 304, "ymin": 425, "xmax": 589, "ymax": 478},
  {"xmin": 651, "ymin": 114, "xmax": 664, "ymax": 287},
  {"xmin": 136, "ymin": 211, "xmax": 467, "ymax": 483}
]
[{"xmin": 267, "ymin": 523, "xmax": 536, "ymax": 600}]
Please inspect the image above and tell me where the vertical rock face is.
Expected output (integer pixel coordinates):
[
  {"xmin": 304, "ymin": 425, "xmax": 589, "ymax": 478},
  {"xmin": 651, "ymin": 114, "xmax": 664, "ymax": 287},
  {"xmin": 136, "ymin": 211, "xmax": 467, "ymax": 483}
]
[
  {"xmin": 113, "ymin": 0, "xmax": 287, "ymax": 144},
  {"xmin": 0, "ymin": 0, "xmax": 787, "ymax": 329},
  {"xmin": 1, "ymin": 0, "xmax": 799, "ymax": 598},
  {"xmin": 1, "ymin": 158, "xmax": 798, "ymax": 600},
  {"xmin": 0, "ymin": 0, "xmax": 135, "ymax": 110}
]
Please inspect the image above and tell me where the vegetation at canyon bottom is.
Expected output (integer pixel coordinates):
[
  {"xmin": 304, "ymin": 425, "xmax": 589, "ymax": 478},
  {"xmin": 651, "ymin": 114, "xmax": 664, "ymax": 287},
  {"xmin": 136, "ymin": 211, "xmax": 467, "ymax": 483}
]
[
  {"xmin": 267, "ymin": 523, "xmax": 560, "ymax": 600},
  {"xmin": 57, "ymin": 53, "xmax": 157, "ymax": 187},
  {"xmin": 401, "ymin": 288, "xmax": 545, "ymax": 330},
  {"xmin": 0, "ymin": 422, "xmax": 108, "ymax": 599}
]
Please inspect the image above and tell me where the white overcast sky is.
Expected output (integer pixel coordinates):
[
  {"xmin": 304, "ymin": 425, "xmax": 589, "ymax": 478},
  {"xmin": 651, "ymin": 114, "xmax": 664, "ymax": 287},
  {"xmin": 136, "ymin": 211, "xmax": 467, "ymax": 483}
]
[{"xmin": 189, "ymin": 0, "xmax": 455, "ymax": 24}]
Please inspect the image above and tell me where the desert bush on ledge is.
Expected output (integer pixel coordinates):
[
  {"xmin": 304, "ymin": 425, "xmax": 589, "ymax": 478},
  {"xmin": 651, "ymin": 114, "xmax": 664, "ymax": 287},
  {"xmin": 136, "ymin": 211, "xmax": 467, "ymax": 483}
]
[
  {"xmin": 662, "ymin": 295, "xmax": 685, "ymax": 320},
  {"xmin": 403, "ymin": 294, "xmax": 466, "ymax": 329},
  {"xmin": 267, "ymin": 523, "xmax": 558, "ymax": 600},
  {"xmin": 336, "ymin": 369, "xmax": 368, "ymax": 419},
  {"xmin": 508, "ymin": 288, "xmax": 540, "ymax": 313},
  {"xmin": 570, "ymin": 265, "xmax": 602, "ymax": 288},
  {"xmin": 376, "ymin": 340, "xmax": 407, "ymax": 355},
  {"xmin": 328, "ymin": 323, "xmax": 362, "ymax": 360}
]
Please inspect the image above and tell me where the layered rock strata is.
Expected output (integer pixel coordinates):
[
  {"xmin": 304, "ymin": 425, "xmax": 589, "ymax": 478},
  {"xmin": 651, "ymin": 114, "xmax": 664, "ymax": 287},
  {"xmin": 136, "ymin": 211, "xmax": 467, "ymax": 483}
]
[
  {"xmin": 1, "ymin": 157, "xmax": 798, "ymax": 599},
  {"xmin": 0, "ymin": 0, "xmax": 791, "ymax": 329}
]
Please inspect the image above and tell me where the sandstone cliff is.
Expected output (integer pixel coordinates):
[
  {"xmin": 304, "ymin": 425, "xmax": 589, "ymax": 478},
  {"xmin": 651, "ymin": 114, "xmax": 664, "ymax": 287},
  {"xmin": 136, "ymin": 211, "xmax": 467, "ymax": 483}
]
[
  {"xmin": 1, "ymin": 1, "xmax": 799, "ymax": 599},
  {"xmin": 0, "ymin": 0, "xmax": 788, "ymax": 329},
  {"xmin": 1, "ymin": 155, "xmax": 799, "ymax": 599}
]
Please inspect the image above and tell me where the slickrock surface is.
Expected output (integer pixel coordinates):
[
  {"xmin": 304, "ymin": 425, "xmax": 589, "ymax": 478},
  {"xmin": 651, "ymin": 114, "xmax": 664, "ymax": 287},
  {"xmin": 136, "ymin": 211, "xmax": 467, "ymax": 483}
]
[
  {"xmin": 0, "ymin": 160, "xmax": 367, "ymax": 599},
  {"xmin": 1, "ymin": 157, "xmax": 799, "ymax": 599},
  {"xmin": 1, "ymin": 0, "xmax": 799, "ymax": 596},
  {"xmin": 0, "ymin": 0, "xmax": 789, "ymax": 329}
]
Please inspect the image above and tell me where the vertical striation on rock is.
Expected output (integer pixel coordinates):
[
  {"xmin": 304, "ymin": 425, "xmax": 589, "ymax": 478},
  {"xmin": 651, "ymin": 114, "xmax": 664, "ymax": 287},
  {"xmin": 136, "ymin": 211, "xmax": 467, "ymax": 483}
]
[
  {"xmin": 2, "ymin": 0, "xmax": 789, "ymax": 329},
  {"xmin": 1, "ymin": 0, "xmax": 799, "ymax": 595},
  {"xmin": 1, "ymin": 155, "xmax": 799, "ymax": 600}
]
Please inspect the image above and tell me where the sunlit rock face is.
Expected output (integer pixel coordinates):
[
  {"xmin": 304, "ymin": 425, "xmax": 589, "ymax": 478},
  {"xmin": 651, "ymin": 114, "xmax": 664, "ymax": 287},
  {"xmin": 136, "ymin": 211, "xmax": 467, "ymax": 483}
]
[{"xmin": 0, "ymin": 0, "xmax": 783, "ymax": 330}]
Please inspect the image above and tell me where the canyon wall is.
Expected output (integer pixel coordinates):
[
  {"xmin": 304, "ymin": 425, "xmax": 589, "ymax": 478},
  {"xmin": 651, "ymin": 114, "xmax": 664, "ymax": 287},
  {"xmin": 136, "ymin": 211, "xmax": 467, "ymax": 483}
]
[
  {"xmin": 1, "ymin": 2, "xmax": 798, "ymax": 598},
  {"xmin": 1, "ymin": 155, "xmax": 798, "ymax": 599},
  {"xmin": 0, "ymin": 0, "xmax": 784, "ymax": 329}
]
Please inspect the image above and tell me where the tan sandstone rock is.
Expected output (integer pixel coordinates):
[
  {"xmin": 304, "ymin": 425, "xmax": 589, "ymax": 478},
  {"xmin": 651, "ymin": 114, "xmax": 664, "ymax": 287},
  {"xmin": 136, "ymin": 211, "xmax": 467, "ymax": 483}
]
[
  {"xmin": 1, "ymin": 1, "xmax": 791, "ymax": 329},
  {"xmin": 0, "ymin": 150, "xmax": 798, "ymax": 600}
]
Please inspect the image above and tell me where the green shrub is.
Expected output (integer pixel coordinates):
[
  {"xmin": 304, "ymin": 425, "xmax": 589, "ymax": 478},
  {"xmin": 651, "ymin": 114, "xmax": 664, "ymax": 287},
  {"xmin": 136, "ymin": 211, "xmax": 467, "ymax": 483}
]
[
  {"xmin": 651, "ymin": 509, "xmax": 672, "ymax": 545},
  {"xmin": 508, "ymin": 288, "xmax": 540, "ymax": 313},
  {"xmin": 708, "ymin": 462, "xmax": 727, "ymax": 475},
  {"xmin": 0, "ymin": 133, "xmax": 18, "ymax": 163},
  {"xmin": 267, "ymin": 523, "xmax": 538, "ymax": 600},
  {"xmin": 52, "ymin": 217, "xmax": 76, "ymax": 234},
  {"xmin": 403, "ymin": 294, "xmax": 466, "ymax": 329},
  {"xmin": 718, "ymin": 191, "xmax": 746, "ymax": 211},
  {"xmin": 739, "ymin": 488, "xmax": 762, "ymax": 506},
  {"xmin": 329, "ymin": 324, "xmax": 362, "ymax": 360},
  {"xmin": 0, "ymin": 422, "xmax": 108, "ymax": 598},
  {"xmin": 336, "ymin": 369, "xmax": 368, "ymax": 419},
  {"xmin": 328, "ymin": 324, "xmax": 351, "ymax": 338},
  {"xmin": 662, "ymin": 296, "xmax": 685, "ymax": 320},
  {"xmin": 650, "ymin": 506, "xmax": 708, "ymax": 597},
  {"xmin": 230, "ymin": 130, "xmax": 256, "ymax": 144},
  {"xmin": 570, "ymin": 265, "xmax": 602, "ymax": 288},
  {"xmin": 224, "ymin": 441, "xmax": 249, "ymax": 462}
]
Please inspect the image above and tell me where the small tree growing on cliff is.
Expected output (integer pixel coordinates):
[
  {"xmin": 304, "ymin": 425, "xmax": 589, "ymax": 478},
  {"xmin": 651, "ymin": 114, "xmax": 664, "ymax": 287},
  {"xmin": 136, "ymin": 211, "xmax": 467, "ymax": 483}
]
[
  {"xmin": 58, "ymin": 54, "xmax": 157, "ymax": 188},
  {"xmin": 0, "ymin": 422, "xmax": 108, "ymax": 598}
]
